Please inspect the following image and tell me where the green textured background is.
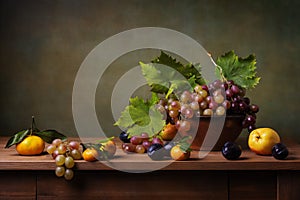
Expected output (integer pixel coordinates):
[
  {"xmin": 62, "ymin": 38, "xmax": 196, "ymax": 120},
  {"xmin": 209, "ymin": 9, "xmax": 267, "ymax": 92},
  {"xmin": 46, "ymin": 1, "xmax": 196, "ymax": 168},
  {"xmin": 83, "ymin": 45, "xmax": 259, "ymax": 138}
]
[{"xmin": 0, "ymin": 0, "xmax": 299, "ymax": 142}]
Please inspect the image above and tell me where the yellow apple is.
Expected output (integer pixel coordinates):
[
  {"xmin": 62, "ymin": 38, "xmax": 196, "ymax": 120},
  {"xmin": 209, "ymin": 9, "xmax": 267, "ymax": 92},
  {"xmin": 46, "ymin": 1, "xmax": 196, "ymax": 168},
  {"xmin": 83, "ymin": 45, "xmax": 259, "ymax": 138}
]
[{"xmin": 248, "ymin": 128, "xmax": 280, "ymax": 155}]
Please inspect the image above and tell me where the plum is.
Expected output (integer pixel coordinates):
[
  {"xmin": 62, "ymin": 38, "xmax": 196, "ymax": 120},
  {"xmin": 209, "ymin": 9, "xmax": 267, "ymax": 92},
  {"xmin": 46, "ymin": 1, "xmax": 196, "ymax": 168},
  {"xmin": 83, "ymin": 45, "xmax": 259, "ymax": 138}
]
[
  {"xmin": 272, "ymin": 143, "xmax": 289, "ymax": 160},
  {"xmin": 222, "ymin": 142, "xmax": 242, "ymax": 160}
]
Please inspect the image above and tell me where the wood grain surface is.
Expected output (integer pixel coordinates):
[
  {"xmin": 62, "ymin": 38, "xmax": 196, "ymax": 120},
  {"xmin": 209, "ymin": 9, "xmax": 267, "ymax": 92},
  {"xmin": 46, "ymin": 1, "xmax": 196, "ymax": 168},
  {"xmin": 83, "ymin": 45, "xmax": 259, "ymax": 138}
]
[{"xmin": 1, "ymin": 137, "xmax": 300, "ymax": 171}]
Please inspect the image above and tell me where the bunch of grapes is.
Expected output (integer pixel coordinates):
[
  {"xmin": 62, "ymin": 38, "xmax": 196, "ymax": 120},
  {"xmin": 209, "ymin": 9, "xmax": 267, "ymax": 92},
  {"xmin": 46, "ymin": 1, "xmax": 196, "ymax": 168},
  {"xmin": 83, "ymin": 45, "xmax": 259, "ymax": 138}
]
[
  {"xmin": 119, "ymin": 79, "xmax": 259, "ymax": 155},
  {"xmin": 119, "ymin": 132, "xmax": 164, "ymax": 154},
  {"xmin": 46, "ymin": 139, "xmax": 82, "ymax": 181},
  {"xmin": 156, "ymin": 79, "xmax": 259, "ymax": 134}
]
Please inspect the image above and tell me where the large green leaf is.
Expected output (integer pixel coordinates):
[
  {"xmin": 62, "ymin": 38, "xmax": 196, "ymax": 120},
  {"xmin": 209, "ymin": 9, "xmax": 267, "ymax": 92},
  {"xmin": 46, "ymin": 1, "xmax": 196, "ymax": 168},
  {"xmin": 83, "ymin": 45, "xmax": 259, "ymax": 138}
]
[
  {"xmin": 216, "ymin": 51, "xmax": 261, "ymax": 89},
  {"xmin": 5, "ymin": 129, "xmax": 29, "ymax": 148},
  {"xmin": 114, "ymin": 93, "xmax": 165, "ymax": 137},
  {"xmin": 140, "ymin": 51, "xmax": 205, "ymax": 95}
]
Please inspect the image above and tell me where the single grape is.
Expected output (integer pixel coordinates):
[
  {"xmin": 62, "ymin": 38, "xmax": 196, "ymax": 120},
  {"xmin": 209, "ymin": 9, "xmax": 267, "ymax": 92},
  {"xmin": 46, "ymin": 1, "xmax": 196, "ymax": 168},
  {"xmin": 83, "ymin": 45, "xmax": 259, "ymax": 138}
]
[
  {"xmin": 152, "ymin": 137, "xmax": 164, "ymax": 146},
  {"xmin": 216, "ymin": 106, "xmax": 226, "ymax": 116},
  {"xmin": 130, "ymin": 136, "xmax": 142, "ymax": 145},
  {"xmin": 205, "ymin": 96, "xmax": 212, "ymax": 104},
  {"xmin": 194, "ymin": 84, "xmax": 202, "ymax": 93},
  {"xmin": 64, "ymin": 169, "xmax": 74, "ymax": 181},
  {"xmin": 231, "ymin": 85, "xmax": 240, "ymax": 94},
  {"xmin": 250, "ymin": 104, "xmax": 259, "ymax": 113},
  {"xmin": 180, "ymin": 91, "xmax": 191, "ymax": 103},
  {"xmin": 238, "ymin": 101, "xmax": 248, "ymax": 112},
  {"xmin": 203, "ymin": 108, "xmax": 213, "ymax": 116},
  {"xmin": 122, "ymin": 143, "xmax": 136, "ymax": 153},
  {"xmin": 201, "ymin": 85, "xmax": 208, "ymax": 91},
  {"xmin": 209, "ymin": 101, "xmax": 218, "ymax": 110},
  {"xmin": 68, "ymin": 141, "xmax": 80, "ymax": 150},
  {"xmin": 169, "ymin": 100, "xmax": 181, "ymax": 111},
  {"xmin": 169, "ymin": 110, "xmax": 179, "ymax": 118},
  {"xmin": 199, "ymin": 90, "xmax": 208, "ymax": 98},
  {"xmin": 65, "ymin": 156, "xmax": 75, "ymax": 168},
  {"xmin": 247, "ymin": 124, "xmax": 256, "ymax": 133},
  {"xmin": 183, "ymin": 108, "xmax": 194, "ymax": 119},
  {"xmin": 200, "ymin": 101, "xmax": 208, "ymax": 109},
  {"xmin": 140, "ymin": 132, "xmax": 149, "ymax": 138},
  {"xmin": 57, "ymin": 144, "xmax": 67, "ymax": 154},
  {"xmin": 225, "ymin": 89, "xmax": 233, "ymax": 98},
  {"xmin": 142, "ymin": 140, "xmax": 151, "ymax": 151},
  {"xmin": 135, "ymin": 145, "xmax": 146, "ymax": 154},
  {"xmin": 55, "ymin": 166, "xmax": 65, "ymax": 177},
  {"xmin": 55, "ymin": 155, "xmax": 66, "ymax": 166},
  {"xmin": 246, "ymin": 115, "xmax": 256, "ymax": 125},
  {"xmin": 214, "ymin": 95, "xmax": 225, "ymax": 104},
  {"xmin": 193, "ymin": 94, "xmax": 203, "ymax": 103},
  {"xmin": 70, "ymin": 149, "xmax": 82, "ymax": 160},
  {"xmin": 213, "ymin": 79, "xmax": 222, "ymax": 88},
  {"xmin": 190, "ymin": 101, "xmax": 200, "ymax": 110},
  {"xmin": 222, "ymin": 100, "xmax": 231, "ymax": 109},
  {"xmin": 46, "ymin": 144, "xmax": 56, "ymax": 154},
  {"xmin": 52, "ymin": 139, "xmax": 62, "ymax": 147},
  {"xmin": 179, "ymin": 120, "xmax": 191, "ymax": 132}
]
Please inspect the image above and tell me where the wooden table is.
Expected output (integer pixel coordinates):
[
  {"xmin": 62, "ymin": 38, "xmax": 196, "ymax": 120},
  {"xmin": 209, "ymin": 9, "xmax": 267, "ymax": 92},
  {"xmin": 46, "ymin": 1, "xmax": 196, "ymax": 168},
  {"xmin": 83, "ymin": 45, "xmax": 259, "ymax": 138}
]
[{"xmin": 0, "ymin": 137, "xmax": 299, "ymax": 200}]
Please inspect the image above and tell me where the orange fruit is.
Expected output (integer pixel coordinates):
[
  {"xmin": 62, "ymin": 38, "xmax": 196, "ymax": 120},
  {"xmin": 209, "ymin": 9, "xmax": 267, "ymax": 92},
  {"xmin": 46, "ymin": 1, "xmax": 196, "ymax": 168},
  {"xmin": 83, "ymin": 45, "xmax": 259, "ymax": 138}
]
[
  {"xmin": 160, "ymin": 123, "xmax": 177, "ymax": 141},
  {"xmin": 16, "ymin": 135, "xmax": 45, "ymax": 155},
  {"xmin": 82, "ymin": 148, "xmax": 98, "ymax": 162},
  {"xmin": 103, "ymin": 140, "xmax": 117, "ymax": 158},
  {"xmin": 170, "ymin": 145, "xmax": 190, "ymax": 161}
]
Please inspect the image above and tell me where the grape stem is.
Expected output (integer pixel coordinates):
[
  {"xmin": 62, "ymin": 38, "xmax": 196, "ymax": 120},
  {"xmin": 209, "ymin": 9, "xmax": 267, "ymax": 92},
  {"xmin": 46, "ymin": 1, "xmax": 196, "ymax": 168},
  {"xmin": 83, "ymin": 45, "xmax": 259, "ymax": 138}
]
[{"xmin": 208, "ymin": 53, "xmax": 227, "ymax": 82}]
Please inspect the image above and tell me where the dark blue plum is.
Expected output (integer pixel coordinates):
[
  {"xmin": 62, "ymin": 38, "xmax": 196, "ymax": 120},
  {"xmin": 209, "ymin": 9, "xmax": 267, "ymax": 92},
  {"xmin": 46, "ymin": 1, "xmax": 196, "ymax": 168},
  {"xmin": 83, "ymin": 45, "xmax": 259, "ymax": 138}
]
[
  {"xmin": 147, "ymin": 143, "xmax": 165, "ymax": 160},
  {"xmin": 222, "ymin": 142, "xmax": 242, "ymax": 160},
  {"xmin": 119, "ymin": 131, "xmax": 130, "ymax": 143},
  {"xmin": 272, "ymin": 143, "xmax": 289, "ymax": 160}
]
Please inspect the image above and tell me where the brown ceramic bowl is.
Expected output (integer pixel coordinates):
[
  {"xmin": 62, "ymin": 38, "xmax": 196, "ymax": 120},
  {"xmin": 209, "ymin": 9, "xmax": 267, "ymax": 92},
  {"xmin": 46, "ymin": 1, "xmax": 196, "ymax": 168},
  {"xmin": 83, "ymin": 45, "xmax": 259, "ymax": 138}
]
[{"xmin": 189, "ymin": 115, "xmax": 245, "ymax": 151}]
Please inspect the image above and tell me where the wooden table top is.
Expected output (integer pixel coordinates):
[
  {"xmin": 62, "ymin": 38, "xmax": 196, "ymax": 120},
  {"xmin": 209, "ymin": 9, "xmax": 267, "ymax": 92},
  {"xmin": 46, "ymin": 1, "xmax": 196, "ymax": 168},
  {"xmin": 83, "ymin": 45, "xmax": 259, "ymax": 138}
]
[{"xmin": 1, "ymin": 137, "xmax": 300, "ymax": 171}]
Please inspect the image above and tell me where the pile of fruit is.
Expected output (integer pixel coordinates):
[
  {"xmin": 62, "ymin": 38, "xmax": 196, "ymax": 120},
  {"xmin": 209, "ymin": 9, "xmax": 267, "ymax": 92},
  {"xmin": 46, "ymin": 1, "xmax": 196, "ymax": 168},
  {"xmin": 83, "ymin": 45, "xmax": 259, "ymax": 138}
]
[
  {"xmin": 4, "ymin": 51, "xmax": 289, "ymax": 182},
  {"xmin": 115, "ymin": 51, "xmax": 262, "ymax": 160},
  {"xmin": 5, "ymin": 116, "xmax": 117, "ymax": 181}
]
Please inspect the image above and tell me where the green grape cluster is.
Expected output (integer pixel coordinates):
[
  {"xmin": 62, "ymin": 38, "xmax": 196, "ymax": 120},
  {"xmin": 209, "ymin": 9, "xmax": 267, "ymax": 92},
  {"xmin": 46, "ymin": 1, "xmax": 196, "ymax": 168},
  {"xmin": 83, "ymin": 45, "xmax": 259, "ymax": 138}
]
[{"xmin": 46, "ymin": 139, "xmax": 82, "ymax": 181}]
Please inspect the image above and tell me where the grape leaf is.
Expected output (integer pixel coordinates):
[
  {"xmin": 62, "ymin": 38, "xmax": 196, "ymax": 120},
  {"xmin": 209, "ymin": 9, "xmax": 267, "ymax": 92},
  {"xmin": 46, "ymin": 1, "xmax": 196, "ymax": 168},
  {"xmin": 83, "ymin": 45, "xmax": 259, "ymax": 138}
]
[
  {"xmin": 152, "ymin": 51, "xmax": 205, "ymax": 85},
  {"xmin": 5, "ymin": 129, "xmax": 29, "ymax": 148},
  {"xmin": 216, "ymin": 51, "xmax": 261, "ymax": 89},
  {"xmin": 114, "ymin": 93, "xmax": 165, "ymax": 137},
  {"xmin": 126, "ymin": 106, "xmax": 165, "ymax": 137},
  {"xmin": 140, "ymin": 51, "xmax": 205, "ymax": 95}
]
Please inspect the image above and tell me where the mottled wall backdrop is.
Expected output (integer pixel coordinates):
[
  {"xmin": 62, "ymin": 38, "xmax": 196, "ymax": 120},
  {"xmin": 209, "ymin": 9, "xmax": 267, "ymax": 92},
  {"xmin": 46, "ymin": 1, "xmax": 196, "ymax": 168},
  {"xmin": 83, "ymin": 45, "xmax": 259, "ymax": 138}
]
[{"xmin": 0, "ymin": 0, "xmax": 299, "ymax": 141}]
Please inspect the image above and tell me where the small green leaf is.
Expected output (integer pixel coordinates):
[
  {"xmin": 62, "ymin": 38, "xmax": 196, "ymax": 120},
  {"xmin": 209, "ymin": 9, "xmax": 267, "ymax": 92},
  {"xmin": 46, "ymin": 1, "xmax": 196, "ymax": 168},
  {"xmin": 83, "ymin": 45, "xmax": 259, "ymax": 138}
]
[
  {"xmin": 5, "ymin": 129, "xmax": 30, "ymax": 148},
  {"xmin": 35, "ymin": 130, "xmax": 67, "ymax": 143}
]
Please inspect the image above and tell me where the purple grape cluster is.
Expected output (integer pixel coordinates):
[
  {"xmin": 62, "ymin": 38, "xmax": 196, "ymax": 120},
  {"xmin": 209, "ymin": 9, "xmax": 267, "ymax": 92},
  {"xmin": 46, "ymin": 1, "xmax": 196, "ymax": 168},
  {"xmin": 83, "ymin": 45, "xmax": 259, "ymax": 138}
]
[{"xmin": 155, "ymin": 79, "xmax": 259, "ymax": 134}]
